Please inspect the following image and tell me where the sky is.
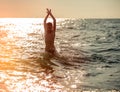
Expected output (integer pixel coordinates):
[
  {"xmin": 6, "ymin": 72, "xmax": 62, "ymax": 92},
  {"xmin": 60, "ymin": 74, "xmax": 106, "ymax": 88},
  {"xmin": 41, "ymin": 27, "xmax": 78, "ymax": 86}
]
[{"xmin": 0, "ymin": 0, "xmax": 120, "ymax": 18}]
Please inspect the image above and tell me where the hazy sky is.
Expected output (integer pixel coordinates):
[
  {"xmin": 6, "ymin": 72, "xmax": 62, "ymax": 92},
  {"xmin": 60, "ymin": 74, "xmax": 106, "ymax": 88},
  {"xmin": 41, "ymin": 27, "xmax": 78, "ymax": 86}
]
[{"xmin": 0, "ymin": 0, "xmax": 120, "ymax": 18}]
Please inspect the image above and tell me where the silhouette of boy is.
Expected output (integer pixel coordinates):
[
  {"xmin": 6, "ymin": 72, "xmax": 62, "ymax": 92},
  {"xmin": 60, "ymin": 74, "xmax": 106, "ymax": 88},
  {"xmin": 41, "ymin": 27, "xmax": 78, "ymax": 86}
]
[{"xmin": 44, "ymin": 9, "xmax": 56, "ymax": 56}]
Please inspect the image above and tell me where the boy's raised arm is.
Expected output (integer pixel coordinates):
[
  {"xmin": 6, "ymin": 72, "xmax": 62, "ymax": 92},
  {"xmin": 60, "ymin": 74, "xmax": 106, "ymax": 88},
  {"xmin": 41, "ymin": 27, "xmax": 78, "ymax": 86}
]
[
  {"xmin": 44, "ymin": 13, "xmax": 49, "ymax": 31},
  {"xmin": 51, "ymin": 13, "xmax": 56, "ymax": 31},
  {"xmin": 47, "ymin": 9, "xmax": 56, "ymax": 31}
]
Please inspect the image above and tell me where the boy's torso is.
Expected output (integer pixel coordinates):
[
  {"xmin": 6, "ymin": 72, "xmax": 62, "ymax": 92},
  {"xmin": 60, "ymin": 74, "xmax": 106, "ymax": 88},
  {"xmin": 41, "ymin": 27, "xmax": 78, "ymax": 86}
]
[{"xmin": 45, "ymin": 30, "xmax": 55, "ymax": 46}]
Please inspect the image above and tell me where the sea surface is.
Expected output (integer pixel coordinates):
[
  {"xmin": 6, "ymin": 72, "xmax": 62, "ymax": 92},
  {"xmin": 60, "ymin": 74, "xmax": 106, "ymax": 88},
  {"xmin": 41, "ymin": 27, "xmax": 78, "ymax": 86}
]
[{"xmin": 0, "ymin": 18, "xmax": 120, "ymax": 92}]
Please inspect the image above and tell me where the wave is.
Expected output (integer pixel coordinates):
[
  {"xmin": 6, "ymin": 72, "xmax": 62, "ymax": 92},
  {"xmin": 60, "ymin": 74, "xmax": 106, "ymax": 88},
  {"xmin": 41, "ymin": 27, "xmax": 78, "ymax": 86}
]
[{"xmin": 57, "ymin": 19, "xmax": 120, "ymax": 32}]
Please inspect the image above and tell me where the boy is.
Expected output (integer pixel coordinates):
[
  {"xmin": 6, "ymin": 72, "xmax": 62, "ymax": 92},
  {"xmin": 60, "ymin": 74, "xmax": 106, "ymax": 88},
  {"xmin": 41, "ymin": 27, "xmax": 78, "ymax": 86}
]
[{"xmin": 44, "ymin": 9, "xmax": 56, "ymax": 56}]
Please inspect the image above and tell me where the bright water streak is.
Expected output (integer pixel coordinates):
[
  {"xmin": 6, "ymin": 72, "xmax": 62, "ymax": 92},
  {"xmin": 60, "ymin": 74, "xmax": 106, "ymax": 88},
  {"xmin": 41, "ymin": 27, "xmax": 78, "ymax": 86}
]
[
  {"xmin": 0, "ymin": 18, "xmax": 86, "ymax": 92},
  {"xmin": 0, "ymin": 18, "xmax": 120, "ymax": 91}
]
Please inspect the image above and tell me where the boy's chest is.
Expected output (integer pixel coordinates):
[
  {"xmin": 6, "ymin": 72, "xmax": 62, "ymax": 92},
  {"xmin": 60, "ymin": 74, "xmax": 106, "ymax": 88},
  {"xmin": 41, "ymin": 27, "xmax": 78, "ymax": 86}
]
[{"xmin": 45, "ymin": 32, "xmax": 55, "ymax": 39}]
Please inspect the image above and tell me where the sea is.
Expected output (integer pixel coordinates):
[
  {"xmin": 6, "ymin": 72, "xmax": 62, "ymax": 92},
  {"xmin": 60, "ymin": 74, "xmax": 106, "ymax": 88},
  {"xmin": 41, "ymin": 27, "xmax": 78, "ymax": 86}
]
[{"xmin": 0, "ymin": 18, "xmax": 120, "ymax": 92}]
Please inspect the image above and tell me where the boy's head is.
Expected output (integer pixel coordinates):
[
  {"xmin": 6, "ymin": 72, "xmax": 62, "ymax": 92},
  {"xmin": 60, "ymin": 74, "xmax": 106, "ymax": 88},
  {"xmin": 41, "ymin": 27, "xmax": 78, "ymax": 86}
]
[{"xmin": 46, "ymin": 22, "xmax": 52, "ymax": 30}]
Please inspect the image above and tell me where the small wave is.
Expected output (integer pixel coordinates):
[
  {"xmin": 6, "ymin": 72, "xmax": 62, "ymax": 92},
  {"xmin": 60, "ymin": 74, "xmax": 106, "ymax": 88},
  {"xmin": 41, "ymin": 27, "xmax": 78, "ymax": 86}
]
[
  {"xmin": 90, "ymin": 54, "xmax": 106, "ymax": 62},
  {"xmin": 72, "ymin": 35, "xmax": 80, "ymax": 38},
  {"xmin": 90, "ymin": 53, "xmax": 120, "ymax": 64},
  {"xmin": 107, "ymin": 60, "xmax": 119, "ymax": 64},
  {"xmin": 106, "ymin": 30, "xmax": 120, "ymax": 42},
  {"xmin": 96, "ymin": 48, "xmax": 120, "ymax": 53},
  {"xmin": 84, "ymin": 72, "xmax": 102, "ymax": 77},
  {"xmin": 100, "ymin": 65, "xmax": 112, "ymax": 68},
  {"xmin": 115, "ymin": 33, "xmax": 120, "ymax": 40}
]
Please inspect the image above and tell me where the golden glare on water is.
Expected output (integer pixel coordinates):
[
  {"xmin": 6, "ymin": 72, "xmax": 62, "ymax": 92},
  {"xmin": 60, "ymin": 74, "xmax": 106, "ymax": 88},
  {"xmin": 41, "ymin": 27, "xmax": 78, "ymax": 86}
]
[{"xmin": 0, "ymin": 18, "xmax": 87, "ymax": 92}]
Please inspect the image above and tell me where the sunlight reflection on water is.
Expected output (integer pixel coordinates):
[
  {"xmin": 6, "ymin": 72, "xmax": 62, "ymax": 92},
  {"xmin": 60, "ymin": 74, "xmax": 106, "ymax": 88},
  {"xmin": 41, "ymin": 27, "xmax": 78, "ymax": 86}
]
[
  {"xmin": 0, "ymin": 18, "xmax": 86, "ymax": 92},
  {"xmin": 1, "ymin": 18, "xmax": 119, "ymax": 91}
]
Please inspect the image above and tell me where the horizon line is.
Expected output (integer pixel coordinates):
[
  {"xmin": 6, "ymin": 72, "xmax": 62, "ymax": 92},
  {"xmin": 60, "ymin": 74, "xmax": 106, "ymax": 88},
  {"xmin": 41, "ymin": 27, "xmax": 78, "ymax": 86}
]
[{"xmin": 0, "ymin": 17, "xmax": 120, "ymax": 19}]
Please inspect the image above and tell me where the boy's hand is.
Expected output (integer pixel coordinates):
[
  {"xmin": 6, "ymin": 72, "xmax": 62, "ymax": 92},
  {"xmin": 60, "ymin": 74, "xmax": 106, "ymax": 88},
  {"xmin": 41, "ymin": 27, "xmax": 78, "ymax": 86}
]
[{"xmin": 46, "ymin": 8, "xmax": 51, "ymax": 14}]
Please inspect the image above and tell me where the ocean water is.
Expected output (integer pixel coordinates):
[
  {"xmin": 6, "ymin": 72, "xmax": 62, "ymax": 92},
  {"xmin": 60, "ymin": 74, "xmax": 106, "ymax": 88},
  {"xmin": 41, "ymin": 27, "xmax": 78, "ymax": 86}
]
[{"xmin": 0, "ymin": 18, "xmax": 120, "ymax": 92}]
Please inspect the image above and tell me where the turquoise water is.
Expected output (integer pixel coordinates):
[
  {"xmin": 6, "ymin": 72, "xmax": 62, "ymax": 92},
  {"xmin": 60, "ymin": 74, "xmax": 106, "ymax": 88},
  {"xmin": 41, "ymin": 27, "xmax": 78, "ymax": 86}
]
[{"xmin": 0, "ymin": 18, "xmax": 120, "ymax": 91}]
